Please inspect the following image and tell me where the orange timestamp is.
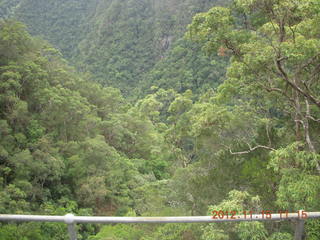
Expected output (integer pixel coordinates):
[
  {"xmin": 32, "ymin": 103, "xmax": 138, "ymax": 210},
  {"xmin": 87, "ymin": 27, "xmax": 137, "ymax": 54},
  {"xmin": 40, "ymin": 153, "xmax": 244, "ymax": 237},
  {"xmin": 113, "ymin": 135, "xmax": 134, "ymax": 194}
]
[{"xmin": 211, "ymin": 210, "xmax": 308, "ymax": 219}]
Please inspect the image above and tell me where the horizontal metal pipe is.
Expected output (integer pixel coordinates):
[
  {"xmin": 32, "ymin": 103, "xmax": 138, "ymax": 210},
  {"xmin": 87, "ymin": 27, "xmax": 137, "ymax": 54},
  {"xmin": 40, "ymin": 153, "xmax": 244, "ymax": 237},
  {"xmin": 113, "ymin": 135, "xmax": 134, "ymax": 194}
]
[
  {"xmin": 0, "ymin": 212, "xmax": 319, "ymax": 224},
  {"xmin": 0, "ymin": 215, "xmax": 66, "ymax": 223}
]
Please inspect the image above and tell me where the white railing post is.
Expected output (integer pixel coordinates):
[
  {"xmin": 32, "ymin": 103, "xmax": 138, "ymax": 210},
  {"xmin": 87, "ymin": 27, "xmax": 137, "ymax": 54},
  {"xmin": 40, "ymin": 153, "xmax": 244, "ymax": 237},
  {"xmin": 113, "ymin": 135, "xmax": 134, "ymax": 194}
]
[{"xmin": 64, "ymin": 214, "xmax": 77, "ymax": 240}]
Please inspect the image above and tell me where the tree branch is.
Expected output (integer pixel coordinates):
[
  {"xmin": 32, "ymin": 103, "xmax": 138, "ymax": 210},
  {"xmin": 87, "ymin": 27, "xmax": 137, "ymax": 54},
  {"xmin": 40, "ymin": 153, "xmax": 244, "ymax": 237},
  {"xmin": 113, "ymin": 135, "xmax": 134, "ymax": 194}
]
[
  {"xmin": 275, "ymin": 57, "xmax": 320, "ymax": 109},
  {"xmin": 304, "ymin": 98, "xmax": 316, "ymax": 153},
  {"xmin": 296, "ymin": 53, "xmax": 320, "ymax": 74},
  {"xmin": 305, "ymin": 98, "xmax": 320, "ymax": 123},
  {"xmin": 263, "ymin": 85, "xmax": 295, "ymax": 103},
  {"xmin": 228, "ymin": 144, "xmax": 275, "ymax": 155},
  {"xmin": 307, "ymin": 115, "xmax": 320, "ymax": 122},
  {"xmin": 266, "ymin": 123, "xmax": 272, "ymax": 147}
]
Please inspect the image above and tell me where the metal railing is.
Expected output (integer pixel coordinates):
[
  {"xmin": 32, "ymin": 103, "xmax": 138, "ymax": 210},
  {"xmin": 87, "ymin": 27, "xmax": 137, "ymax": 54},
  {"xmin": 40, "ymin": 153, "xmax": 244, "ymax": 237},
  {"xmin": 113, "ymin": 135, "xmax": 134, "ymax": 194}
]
[{"xmin": 1, "ymin": 211, "xmax": 319, "ymax": 240}]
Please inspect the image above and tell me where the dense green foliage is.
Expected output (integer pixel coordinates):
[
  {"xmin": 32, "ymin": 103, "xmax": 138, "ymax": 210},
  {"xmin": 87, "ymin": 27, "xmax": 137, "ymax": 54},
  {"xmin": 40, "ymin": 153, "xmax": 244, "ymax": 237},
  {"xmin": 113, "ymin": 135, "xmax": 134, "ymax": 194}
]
[
  {"xmin": 0, "ymin": 19, "xmax": 172, "ymax": 239},
  {"xmin": 0, "ymin": 0, "xmax": 320, "ymax": 239},
  {"xmin": 141, "ymin": 38, "xmax": 228, "ymax": 95},
  {"xmin": 0, "ymin": 0, "xmax": 227, "ymax": 96}
]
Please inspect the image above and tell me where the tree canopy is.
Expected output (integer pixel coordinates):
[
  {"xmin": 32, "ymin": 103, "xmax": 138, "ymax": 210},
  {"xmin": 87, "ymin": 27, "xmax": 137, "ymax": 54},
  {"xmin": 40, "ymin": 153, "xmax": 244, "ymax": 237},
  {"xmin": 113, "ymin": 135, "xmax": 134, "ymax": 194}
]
[{"xmin": 1, "ymin": 0, "xmax": 320, "ymax": 239}]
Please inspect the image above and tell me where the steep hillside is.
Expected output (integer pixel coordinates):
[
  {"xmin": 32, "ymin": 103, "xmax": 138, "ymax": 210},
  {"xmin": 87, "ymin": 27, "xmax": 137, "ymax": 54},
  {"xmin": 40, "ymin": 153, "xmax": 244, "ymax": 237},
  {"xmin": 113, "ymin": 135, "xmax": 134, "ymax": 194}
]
[
  {"xmin": 75, "ymin": 0, "xmax": 227, "ymax": 95},
  {"xmin": 0, "ymin": 0, "xmax": 227, "ymax": 95},
  {"xmin": 6, "ymin": 0, "xmax": 98, "ymax": 59}
]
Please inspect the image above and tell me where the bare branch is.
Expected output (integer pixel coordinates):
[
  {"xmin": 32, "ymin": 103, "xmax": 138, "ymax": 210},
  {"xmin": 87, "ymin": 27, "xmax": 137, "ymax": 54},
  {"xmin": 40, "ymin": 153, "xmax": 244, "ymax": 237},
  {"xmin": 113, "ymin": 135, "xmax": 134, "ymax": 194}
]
[
  {"xmin": 307, "ymin": 115, "xmax": 320, "ymax": 122},
  {"xmin": 303, "ymin": 98, "xmax": 316, "ymax": 153},
  {"xmin": 228, "ymin": 145, "xmax": 276, "ymax": 155},
  {"xmin": 302, "ymin": 99, "xmax": 320, "ymax": 172},
  {"xmin": 305, "ymin": 97, "xmax": 320, "ymax": 122},
  {"xmin": 266, "ymin": 123, "xmax": 272, "ymax": 147}
]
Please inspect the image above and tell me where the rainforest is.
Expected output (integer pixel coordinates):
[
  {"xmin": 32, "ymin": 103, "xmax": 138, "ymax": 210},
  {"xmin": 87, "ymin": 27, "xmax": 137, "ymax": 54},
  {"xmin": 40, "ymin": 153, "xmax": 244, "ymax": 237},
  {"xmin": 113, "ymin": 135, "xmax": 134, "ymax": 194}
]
[{"xmin": 0, "ymin": 0, "xmax": 320, "ymax": 239}]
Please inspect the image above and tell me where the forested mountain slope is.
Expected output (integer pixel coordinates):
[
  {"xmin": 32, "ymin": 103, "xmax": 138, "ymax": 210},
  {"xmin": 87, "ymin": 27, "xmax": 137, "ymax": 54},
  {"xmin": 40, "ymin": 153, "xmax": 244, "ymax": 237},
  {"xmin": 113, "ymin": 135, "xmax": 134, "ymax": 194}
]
[
  {"xmin": 0, "ymin": 0, "xmax": 97, "ymax": 59},
  {"xmin": 0, "ymin": 0, "xmax": 320, "ymax": 240},
  {"xmin": 0, "ymin": 19, "xmax": 175, "ymax": 239},
  {"xmin": 0, "ymin": 0, "xmax": 227, "ymax": 96}
]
